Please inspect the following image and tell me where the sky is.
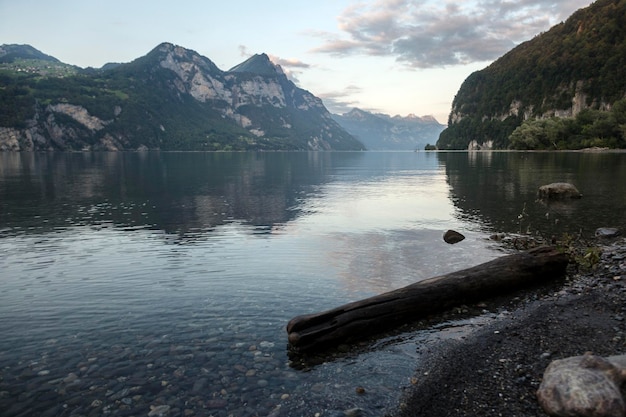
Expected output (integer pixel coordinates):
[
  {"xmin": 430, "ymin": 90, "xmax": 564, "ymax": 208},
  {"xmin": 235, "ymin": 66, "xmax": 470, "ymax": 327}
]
[{"xmin": 0, "ymin": 0, "xmax": 592, "ymax": 124}]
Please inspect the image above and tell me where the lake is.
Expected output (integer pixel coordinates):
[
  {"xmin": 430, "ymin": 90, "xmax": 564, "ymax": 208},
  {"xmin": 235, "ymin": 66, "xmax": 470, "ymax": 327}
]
[{"xmin": 1, "ymin": 151, "xmax": 625, "ymax": 416}]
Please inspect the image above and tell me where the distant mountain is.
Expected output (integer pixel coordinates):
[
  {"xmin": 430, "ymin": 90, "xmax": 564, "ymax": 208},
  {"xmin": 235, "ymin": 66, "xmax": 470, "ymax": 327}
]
[
  {"xmin": 0, "ymin": 44, "xmax": 60, "ymax": 63},
  {"xmin": 0, "ymin": 43, "xmax": 364, "ymax": 151},
  {"xmin": 438, "ymin": 0, "xmax": 626, "ymax": 150},
  {"xmin": 333, "ymin": 108, "xmax": 445, "ymax": 150}
]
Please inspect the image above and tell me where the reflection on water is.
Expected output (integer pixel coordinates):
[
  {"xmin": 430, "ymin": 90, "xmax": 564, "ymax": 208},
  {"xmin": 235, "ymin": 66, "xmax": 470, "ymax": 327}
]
[
  {"xmin": 439, "ymin": 151, "xmax": 626, "ymax": 238},
  {"xmin": 1, "ymin": 151, "xmax": 625, "ymax": 416}
]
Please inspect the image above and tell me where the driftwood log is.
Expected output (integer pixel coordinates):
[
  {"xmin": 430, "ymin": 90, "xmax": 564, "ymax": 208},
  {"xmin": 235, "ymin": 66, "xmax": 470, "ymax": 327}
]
[{"xmin": 287, "ymin": 246, "xmax": 568, "ymax": 352}]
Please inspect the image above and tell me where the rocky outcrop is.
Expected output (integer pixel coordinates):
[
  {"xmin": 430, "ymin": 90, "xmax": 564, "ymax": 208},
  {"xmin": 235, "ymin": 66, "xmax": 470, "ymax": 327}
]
[
  {"xmin": 49, "ymin": 104, "xmax": 110, "ymax": 131},
  {"xmin": 0, "ymin": 128, "xmax": 22, "ymax": 151}
]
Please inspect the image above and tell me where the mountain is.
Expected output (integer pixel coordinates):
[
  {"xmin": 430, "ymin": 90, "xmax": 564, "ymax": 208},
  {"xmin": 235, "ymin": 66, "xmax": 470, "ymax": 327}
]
[
  {"xmin": 229, "ymin": 53, "xmax": 284, "ymax": 76},
  {"xmin": 437, "ymin": 0, "xmax": 626, "ymax": 150},
  {"xmin": 0, "ymin": 43, "xmax": 364, "ymax": 151},
  {"xmin": 0, "ymin": 44, "xmax": 60, "ymax": 63},
  {"xmin": 332, "ymin": 108, "xmax": 445, "ymax": 150}
]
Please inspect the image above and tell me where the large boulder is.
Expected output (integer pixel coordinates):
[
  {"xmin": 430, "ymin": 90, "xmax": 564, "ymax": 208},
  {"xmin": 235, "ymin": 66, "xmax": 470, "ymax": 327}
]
[
  {"xmin": 537, "ymin": 353, "xmax": 626, "ymax": 417},
  {"xmin": 537, "ymin": 183, "xmax": 582, "ymax": 199}
]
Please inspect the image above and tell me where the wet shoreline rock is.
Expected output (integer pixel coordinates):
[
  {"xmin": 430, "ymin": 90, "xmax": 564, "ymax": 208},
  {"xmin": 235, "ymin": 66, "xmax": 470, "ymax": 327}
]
[{"xmin": 537, "ymin": 353, "xmax": 626, "ymax": 417}]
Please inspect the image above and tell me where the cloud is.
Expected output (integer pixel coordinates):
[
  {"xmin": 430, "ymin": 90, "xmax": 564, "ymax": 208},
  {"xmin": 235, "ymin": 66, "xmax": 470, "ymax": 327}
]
[
  {"xmin": 238, "ymin": 46, "xmax": 312, "ymax": 83},
  {"xmin": 317, "ymin": 85, "xmax": 369, "ymax": 114},
  {"xmin": 268, "ymin": 54, "xmax": 311, "ymax": 69},
  {"xmin": 238, "ymin": 44, "xmax": 249, "ymax": 58},
  {"xmin": 312, "ymin": 0, "xmax": 592, "ymax": 68},
  {"xmin": 268, "ymin": 54, "xmax": 312, "ymax": 84}
]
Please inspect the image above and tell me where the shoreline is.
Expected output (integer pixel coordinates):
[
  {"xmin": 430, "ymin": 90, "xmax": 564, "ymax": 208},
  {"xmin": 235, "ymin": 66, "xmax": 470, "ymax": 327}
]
[{"xmin": 388, "ymin": 237, "xmax": 626, "ymax": 417}]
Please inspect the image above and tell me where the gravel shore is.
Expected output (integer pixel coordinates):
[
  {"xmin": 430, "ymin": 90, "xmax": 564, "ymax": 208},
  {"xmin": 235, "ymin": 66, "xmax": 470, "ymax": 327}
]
[{"xmin": 389, "ymin": 238, "xmax": 626, "ymax": 417}]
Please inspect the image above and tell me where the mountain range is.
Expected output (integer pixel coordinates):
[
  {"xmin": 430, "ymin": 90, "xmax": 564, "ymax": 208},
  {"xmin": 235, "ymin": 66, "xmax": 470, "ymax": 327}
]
[
  {"xmin": 332, "ymin": 108, "xmax": 445, "ymax": 151},
  {"xmin": 438, "ymin": 0, "xmax": 626, "ymax": 150},
  {"xmin": 0, "ymin": 43, "xmax": 365, "ymax": 151}
]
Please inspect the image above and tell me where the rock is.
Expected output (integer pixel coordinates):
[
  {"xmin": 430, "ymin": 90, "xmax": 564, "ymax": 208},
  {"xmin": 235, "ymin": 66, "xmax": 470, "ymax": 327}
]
[
  {"xmin": 344, "ymin": 408, "xmax": 364, "ymax": 417},
  {"xmin": 205, "ymin": 399, "xmax": 228, "ymax": 409},
  {"xmin": 537, "ymin": 183, "xmax": 582, "ymax": 199},
  {"xmin": 537, "ymin": 353, "xmax": 626, "ymax": 417},
  {"xmin": 596, "ymin": 228, "xmax": 621, "ymax": 238},
  {"xmin": 148, "ymin": 405, "xmax": 171, "ymax": 417},
  {"xmin": 443, "ymin": 230, "xmax": 465, "ymax": 244}
]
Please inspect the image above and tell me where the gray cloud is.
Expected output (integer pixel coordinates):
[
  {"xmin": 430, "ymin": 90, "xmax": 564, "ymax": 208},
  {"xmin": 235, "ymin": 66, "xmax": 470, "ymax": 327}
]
[
  {"xmin": 268, "ymin": 54, "xmax": 312, "ymax": 84},
  {"xmin": 312, "ymin": 0, "xmax": 591, "ymax": 68},
  {"xmin": 317, "ymin": 85, "xmax": 366, "ymax": 114},
  {"xmin": 268, "ymin": 54, "xmax": 311, "ymax": 69}
]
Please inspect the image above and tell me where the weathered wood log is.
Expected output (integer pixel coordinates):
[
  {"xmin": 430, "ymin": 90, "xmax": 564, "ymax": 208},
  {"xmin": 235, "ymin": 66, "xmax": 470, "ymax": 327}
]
[{"xmin": 287, "ymin": 246, "xmax": 568, "ymax": 352}]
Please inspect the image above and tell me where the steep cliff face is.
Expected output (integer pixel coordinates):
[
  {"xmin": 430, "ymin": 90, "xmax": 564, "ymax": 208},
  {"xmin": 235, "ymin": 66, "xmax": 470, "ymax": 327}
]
[
  {"xmin": 0, "ymin": 43, "xmax": 363, "ymax": 151},
  {"xmin": 438, "ymin": 0, "xmax": 626, "ymax": 150}
]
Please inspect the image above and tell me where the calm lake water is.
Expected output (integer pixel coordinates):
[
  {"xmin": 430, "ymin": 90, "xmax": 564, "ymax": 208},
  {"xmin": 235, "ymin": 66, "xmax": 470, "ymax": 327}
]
[{"xmin": 1, "ymin": 151, "xmax": 625, "ymax": 416}]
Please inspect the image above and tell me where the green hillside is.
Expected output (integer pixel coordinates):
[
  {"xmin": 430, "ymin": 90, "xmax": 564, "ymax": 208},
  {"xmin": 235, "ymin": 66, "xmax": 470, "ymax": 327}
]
[{"xmin": 438, "ymin": 0, "xmax": 626, "ymax": 150}]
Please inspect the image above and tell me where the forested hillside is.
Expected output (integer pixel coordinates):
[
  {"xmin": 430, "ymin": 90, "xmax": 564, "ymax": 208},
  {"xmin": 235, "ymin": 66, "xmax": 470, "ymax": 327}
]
[{"xmin": 437, "ymin": 0, "xmax": 626, "ymax": 150}]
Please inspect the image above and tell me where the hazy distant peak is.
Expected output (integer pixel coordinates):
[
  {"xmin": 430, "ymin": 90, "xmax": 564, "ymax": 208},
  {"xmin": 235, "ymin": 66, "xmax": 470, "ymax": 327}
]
[
  {"xmin": 333, "ymin": 107, "xmax": 445, "ymax": 150},
  {"xmin": 390, "ymin": 113, "xmax": 440, "ymax": 123},
  {"xmin": 343, "ymin": 108, "xmax": 371, "ymax": 119},
  {"xmin": 420, "ymin": 115, "xmax": 439, "ymax": 123}
]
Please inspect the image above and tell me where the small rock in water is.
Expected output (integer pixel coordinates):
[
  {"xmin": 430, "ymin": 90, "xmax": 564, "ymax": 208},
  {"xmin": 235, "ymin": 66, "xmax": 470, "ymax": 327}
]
[
  {"xmin": 537, "ymin": 182, "xmax": 582, "ymax": 199},
  {"xmin": 595, "ymin": 227, "xmax": 621, "ymax": 238},
  {"xmin": 345, "ymin": 408, "xmax": 364, "ymax": 417},
  {"xmin": 148, "ymin": 405, "xmax": 171, "ymax": 417},
  {"xmin": 205, "ymin": 399, "xmax": 228, "ymax": 409},
  {"xmin": 443, "ymin": 229, "xmax": 465, "ymax": 244},
  {"xmin": 63, "ymin": 372, "xmax": 79, "ymax": 383}
]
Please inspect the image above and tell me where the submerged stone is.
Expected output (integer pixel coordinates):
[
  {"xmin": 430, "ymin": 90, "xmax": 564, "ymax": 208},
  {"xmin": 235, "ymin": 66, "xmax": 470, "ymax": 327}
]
[
  {"xmin": 596, "ymin": 228, "xmax": 621, "ymax": 238},
  {"xmin": 537, "ymin": 183, "xmax": 582, "ymax": 199}
]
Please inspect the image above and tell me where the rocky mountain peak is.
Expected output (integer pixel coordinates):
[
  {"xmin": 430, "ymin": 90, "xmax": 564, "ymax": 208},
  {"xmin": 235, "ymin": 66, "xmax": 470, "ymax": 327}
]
[
  {"xmin": 151, "ymin": 42, "xmax": 221, "ymax": 75},
  {"xmin": 228, "ymin": 53, "xmax": 285, "ymax": 77}
]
